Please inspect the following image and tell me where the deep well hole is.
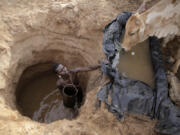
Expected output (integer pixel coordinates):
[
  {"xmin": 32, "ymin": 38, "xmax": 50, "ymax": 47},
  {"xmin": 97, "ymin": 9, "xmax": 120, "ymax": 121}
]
[
  {"xmin": 7, "ymin": 28, "xmax": 100, "ymax": 123},
  {"xmin": 16, "ymin": 61, "xmax": 89, "ymax": 123}
]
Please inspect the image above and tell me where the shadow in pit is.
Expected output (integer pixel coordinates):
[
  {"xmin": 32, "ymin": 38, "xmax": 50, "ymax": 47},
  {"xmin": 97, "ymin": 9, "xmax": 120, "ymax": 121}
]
[{"xmin": 16, "ymin": 62, "xmax": 89, "ymax": 123}]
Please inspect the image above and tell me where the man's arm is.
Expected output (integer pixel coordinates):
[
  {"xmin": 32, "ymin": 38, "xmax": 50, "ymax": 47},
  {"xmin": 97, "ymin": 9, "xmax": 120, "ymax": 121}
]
[{"xmin": 69, "ymin": 64, "xmax": 101, "ymax": 73}]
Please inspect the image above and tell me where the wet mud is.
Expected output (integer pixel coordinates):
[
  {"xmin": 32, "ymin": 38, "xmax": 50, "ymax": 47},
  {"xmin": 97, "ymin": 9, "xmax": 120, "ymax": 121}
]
[{"xmin": 16, "ymin": 69, "xmax": 80, "ymax": 123}]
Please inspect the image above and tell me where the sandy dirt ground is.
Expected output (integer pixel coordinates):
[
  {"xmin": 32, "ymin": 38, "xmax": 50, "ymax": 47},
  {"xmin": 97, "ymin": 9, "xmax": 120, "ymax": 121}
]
[{"xmin": 1, "ymin": 0, "xmax": 179, "ymax": 135}]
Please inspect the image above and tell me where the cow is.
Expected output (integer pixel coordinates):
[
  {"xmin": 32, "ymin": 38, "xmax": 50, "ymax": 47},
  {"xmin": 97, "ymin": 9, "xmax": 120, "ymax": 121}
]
[{"xmin": 122, "ymin": 0, "xmax": 180, "ymax": 51}]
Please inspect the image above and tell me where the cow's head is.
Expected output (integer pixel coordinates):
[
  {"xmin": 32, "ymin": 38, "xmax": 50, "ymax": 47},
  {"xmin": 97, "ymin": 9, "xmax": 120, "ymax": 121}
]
[{"xmin": 122, "ymin": 13, "xmax": 146, "ymax": 51}]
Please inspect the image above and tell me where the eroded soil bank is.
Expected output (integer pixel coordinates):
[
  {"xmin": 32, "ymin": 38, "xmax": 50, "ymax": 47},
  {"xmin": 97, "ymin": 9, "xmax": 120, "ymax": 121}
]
[{"xmin": 0, "ymin": 0, "xmax": 179, "ymax": 135}]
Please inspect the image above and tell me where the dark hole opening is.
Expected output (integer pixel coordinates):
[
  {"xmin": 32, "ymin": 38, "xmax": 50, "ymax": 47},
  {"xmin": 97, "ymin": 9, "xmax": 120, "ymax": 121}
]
[
  {"xmin": 16, "ymin": 62, "xmax": 89, "ymax": 123},
  {"xmin": 64, "ymin": 85, "xmax": 77, "ymax": 96}
]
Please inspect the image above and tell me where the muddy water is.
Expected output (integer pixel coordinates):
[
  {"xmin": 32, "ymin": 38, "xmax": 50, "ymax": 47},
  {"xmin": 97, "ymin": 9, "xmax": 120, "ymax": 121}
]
[
  {"xmin": 118, "ymin": 40, "xmax": 155, "ymax": 88},
  {"xmin": 17, "ymin": 70, "xmax": 78, "ymax": 123}
]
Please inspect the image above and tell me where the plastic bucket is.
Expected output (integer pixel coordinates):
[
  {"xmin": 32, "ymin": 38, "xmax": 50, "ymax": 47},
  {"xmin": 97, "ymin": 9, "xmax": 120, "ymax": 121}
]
[{"xmin": 62, "ymin": 84, "xmax": 78, "ymax": 108}]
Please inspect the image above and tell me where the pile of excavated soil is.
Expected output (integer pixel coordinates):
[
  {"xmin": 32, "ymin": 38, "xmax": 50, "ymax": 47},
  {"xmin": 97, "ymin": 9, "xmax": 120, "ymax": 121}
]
[{"xmin": 0, "ymin": 0, "xmax": 170, "ymax": 135}]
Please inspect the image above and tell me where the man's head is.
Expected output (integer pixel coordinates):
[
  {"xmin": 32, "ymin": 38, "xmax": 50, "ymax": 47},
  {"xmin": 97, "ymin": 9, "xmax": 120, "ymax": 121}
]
[
  {"xmin": 122, "ymin": 13, "xmax": 146, "ymax": 51},
  {"xmin": 53, "ymin": 63, "xmax": 68, "ymax": 75}
]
